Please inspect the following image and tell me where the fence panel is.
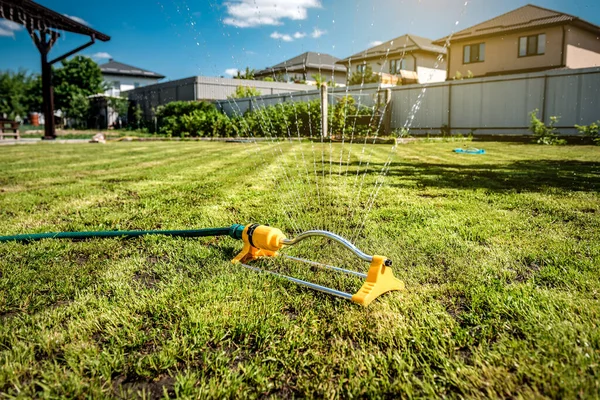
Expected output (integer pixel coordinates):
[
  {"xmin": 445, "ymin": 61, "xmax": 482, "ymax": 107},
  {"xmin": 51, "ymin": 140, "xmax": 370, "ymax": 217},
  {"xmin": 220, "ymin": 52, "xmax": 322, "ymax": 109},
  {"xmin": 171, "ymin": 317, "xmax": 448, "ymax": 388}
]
[
  {"xmin": 480, "ymin": 77, "xmax": 544, "ymax": 129},
  {"xmin": 579, "ymin": 73, "xmax": 600, "ymax": 125},
  {"xmin": 546, "ymin": 74, "xmax": 581, "ymax": 127},
  {"xmin": 391, "ymin": 85, "xmax": 448, "ymax": 130},
  {"xmin": 211, "ymin": 67, "xmax": 600, "ymax": 134}
]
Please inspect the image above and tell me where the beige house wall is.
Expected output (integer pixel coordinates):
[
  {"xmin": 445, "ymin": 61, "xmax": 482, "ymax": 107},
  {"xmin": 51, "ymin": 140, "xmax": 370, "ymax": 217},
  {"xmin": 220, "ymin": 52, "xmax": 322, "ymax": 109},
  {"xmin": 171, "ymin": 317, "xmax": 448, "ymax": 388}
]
[
  {"xmin": 347, "ymin": 56, "xmax": 416, "ymax": 76},
  {"xmin": 565, "ymin": 25, "xmax": 600, "ymax": 68},
  {"xmin": 448, "ymin": 25, "xmax": 564, "ymax": 77},
  {"xmin": 343, "ymin": 52, "xmax": 446, "ymax": 83},
  {"xmin": 415, "ymin": 51, "xmax": 445, "ymax": 69}
]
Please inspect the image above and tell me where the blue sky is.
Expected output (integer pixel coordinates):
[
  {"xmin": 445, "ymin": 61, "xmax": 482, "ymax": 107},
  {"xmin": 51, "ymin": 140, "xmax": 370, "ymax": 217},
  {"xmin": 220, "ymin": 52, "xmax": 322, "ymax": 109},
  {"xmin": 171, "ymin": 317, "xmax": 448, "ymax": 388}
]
[{"xmin": 1, "ymin": 0, "xmax": 599, "ymax": 80}]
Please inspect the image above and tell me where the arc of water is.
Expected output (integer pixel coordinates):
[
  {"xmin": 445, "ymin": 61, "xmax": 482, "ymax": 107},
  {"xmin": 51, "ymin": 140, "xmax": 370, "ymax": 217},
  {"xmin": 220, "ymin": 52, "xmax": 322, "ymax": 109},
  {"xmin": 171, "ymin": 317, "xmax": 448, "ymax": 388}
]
[{"xmin": 353, "ymin": 1, "xmax": 472, "ymax": 245}]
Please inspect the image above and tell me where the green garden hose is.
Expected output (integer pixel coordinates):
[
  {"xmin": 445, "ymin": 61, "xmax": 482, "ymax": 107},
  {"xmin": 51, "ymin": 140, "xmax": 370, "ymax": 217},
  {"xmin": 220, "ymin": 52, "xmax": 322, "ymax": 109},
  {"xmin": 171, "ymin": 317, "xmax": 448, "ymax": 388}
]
[
  {"xmin": 0, "ymin": 223, "xmax": 403, "ymax": 306},
  {"xmin": 0, "ymin": 224, "xmax": 245, "ymax": 242}
]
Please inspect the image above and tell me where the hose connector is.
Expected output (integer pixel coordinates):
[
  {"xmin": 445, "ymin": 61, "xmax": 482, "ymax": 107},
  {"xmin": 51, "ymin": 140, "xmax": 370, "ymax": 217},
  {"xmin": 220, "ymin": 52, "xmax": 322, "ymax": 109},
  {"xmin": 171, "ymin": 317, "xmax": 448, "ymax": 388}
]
[{"xmin": 231, "ymin": 224, "xmax": 286, "ymax": 264}]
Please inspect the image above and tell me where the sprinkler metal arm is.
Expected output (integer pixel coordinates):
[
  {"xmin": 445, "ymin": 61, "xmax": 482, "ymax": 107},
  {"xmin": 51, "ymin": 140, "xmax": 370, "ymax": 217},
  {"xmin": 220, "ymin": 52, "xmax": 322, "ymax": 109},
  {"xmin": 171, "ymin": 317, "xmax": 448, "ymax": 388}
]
[
  {"xmin": 282, "ymin": 230, "xmax": 392, "ymax": 266},
  {"xmin": 232, "ymin": 224, "xmax": 401, "ymax": 306}
]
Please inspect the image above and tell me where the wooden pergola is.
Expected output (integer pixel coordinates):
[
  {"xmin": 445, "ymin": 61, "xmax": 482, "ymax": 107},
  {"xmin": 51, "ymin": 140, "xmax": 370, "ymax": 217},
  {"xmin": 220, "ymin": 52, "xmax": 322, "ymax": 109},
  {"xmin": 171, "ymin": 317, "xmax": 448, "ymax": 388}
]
[{"xmin": 0, "ymin": 0, "xmax": 110, "ymax": 139}]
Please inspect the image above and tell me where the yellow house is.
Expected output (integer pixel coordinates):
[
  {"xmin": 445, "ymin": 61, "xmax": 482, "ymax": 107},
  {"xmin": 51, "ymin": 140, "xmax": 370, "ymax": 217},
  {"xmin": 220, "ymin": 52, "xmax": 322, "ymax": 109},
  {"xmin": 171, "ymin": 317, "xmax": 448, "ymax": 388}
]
[
  {"xmin": 336, "ymin": 34, "xmax": 448, "ymax": 85},
  {"xmin": 434, "ymin": 4, "xmax": 600, "ymax": 79}
]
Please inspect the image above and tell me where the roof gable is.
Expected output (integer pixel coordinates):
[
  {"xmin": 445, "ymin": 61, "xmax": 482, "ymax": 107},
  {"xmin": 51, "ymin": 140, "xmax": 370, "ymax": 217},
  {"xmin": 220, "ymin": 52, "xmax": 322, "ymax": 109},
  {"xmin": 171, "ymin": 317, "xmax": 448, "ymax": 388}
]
[
  {"xmin": 338, "ymin": 34, "xmax": 446, "ymax": 64},
  {"xmin": 434, "ymin": 4, "xmax": 600, "ymax": 43},
  {"xmin": 99, "ymin": 60, "xmax": 165, "ymax": 79},
  {"xmin": 259, "ymin": 51, "xmax": 346, "ymax": 74}
]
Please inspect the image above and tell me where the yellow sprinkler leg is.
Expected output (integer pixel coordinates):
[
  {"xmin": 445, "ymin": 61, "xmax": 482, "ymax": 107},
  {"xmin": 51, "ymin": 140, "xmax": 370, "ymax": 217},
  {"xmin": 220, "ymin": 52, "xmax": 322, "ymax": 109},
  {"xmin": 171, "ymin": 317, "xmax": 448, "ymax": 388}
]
[{"xmin": 351, "ymin": 255, "xmax": 405, "ymax": 307}]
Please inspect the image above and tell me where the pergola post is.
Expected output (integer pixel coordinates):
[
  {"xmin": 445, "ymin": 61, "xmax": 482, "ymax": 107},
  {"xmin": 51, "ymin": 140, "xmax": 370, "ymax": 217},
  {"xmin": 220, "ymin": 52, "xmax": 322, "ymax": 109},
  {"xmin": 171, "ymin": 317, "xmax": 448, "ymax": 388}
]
[
  {"xmin": 0, "ymin": 0, "xmax": 110, "ymax": 140},
  {"xmin": 31, "ymin": 29, "xmax": 59, "ymax": 140}
]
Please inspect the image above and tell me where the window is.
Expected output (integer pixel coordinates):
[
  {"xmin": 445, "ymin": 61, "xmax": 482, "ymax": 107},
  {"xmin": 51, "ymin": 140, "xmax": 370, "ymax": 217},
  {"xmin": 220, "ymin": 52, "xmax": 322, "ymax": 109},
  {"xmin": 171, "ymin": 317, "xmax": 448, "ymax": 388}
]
[
  {"xmin": 519, "ymin": 33, "xmax": 546, "ymax": 57},
  {"xmin": 463, "ymin": 43, "xmax": 485, "ymax": 64},
  {"xmin": 390, "ymin": 59, "xmax": 408, "ymax": 74},
  {"xmin": 357, "ymin": 64, "xmax": 366, "ymax": 74}
]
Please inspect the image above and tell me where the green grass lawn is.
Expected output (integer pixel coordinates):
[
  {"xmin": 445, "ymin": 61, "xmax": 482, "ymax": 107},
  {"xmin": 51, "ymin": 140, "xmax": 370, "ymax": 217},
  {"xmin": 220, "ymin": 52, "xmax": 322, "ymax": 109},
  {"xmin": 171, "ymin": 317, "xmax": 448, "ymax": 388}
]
[{"xmin": 0, "ymin": 141, "xmax": 599, "ymax": 398}]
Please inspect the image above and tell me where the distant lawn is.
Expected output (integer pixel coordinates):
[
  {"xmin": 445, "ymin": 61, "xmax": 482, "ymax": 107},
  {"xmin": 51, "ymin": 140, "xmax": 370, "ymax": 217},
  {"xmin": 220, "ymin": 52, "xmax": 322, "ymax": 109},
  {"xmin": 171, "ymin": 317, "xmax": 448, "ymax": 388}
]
[
  {"xmin": 0, "ymin": 141, "xmax": 599, "ymax": 398},
  {"xmin": 18, "ymin": 126, "xmax": 154, "ymax": 140}
]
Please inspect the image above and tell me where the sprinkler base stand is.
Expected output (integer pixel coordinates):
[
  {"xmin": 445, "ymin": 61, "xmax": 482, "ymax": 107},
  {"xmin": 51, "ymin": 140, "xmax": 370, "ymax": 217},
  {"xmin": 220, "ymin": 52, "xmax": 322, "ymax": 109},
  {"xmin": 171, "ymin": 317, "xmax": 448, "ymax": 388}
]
[
  {"xmin": 232, "ymin": 241, "xmax": 278, "ymax": 264},
  {"xmin": 351, "ymin": 255, "xmax": 405, "ymax": 307}
]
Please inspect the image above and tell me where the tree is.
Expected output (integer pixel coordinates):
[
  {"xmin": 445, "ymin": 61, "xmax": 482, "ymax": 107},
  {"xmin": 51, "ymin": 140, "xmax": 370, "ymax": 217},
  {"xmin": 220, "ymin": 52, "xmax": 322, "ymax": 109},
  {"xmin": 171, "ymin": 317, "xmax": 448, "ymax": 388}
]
[
  {"xmin": 0, "ymin": 69, "xmax": 41, "ymax": 119},
  {"xmin": 107, "ymin": 96, "xmax": 130, "ymax": 127},
  {"xmin": 348, "ymin": 65, "xmax": 380, "ymax": 86},
  {"xmin": 311, "ymin": 73, "xmax": 338, "ymax": 88},
  {"xmin": 312, "ymin": 73, "xmax": 326, "ymax": 87},
  {"xmin": 63, "ymin": 93, "xmax": 90, "ymax": 127},
  {"xmin": 53, "ymin": 56, "xmax": 104, "ymax": 126},
  {"xmin": 24, "ymin": 75, "xmax": 43, "ymax": 113},
  {"xmin": 132, "ymin": 103, "xmax": 143, "ymax": 129},
  {"xmin": 234, "ymin": 67, "xmax": 256, "ymax": 80},
  {"xmin": 229, "ymin": 86, "xmax": 262, "ymax": 99}
]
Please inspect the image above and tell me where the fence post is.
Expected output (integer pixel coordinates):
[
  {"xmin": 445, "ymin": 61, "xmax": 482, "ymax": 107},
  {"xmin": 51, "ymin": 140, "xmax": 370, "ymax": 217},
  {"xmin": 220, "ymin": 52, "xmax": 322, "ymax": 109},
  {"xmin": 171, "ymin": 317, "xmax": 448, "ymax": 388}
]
[
  {"xmin": 541, "ymin": 74, "xmax": 549, "ymax": 123},
  {"xmin": 448, "ymin": 82, "xmax": 453, "ymax": 134},
  {"xmin": 321, "ymin": 84, "xmax": 328, "ymax": 138}
]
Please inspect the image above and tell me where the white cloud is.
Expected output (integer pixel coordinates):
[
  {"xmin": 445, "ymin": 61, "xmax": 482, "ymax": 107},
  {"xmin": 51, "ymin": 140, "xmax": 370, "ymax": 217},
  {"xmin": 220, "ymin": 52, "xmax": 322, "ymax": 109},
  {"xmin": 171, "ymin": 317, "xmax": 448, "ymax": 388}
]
[
  {"xmin": 92, "ymin": 52, "xmax": 112, "ymax": 59},
  {"xmin": 369, "ymin": 40, "xmax": 383, "ymax": 47},
  {"xmin": 223, "ymin": 0, "xmax": 321, "ymax": 28},
  {"xmin": 311, "ymin": 27, "xmax": 326, "ymax": 38},
  {"xmin": 0, "ymin": 19, "xmax": 23, "ymax": 38},
  {"xmin": 63, "ymin": 14, "xmax": 90, "ymax": 26},
  {"xmin": 293, "ymin": 32, "xmax": 306, "ymax": 39},
  {"xmin": 225, "ymin": 68, "xmax": 239, "ymax": 76},
  {"xmin": 270, "ymin": 31, "xmax": 293, "ymax": 42}
]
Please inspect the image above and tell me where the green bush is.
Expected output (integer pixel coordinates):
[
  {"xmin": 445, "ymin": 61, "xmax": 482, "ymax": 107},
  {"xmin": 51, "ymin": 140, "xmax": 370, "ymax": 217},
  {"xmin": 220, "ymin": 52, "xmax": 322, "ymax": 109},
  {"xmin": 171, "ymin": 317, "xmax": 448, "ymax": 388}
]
[
  {"xmin": 529, "ymin": 109, "xmax": 566, "ymax": 145},
  {"xmin": 242, "ymin": 100, "xmax": 321, "ymax": 137},
  {"xmin": 155, "ymin": 101, "xmax": 237, "ymax": 137},
  {"xmin": 229, "ymin": 86, "xmax": 262, "ymax": 99},
  {"xmin": 153, "ymin": 97, "xmax": 381, "ymax": 139},
  {"xmin": 575, "ymin": 121, "xmax": 600, "ymax": 145}
]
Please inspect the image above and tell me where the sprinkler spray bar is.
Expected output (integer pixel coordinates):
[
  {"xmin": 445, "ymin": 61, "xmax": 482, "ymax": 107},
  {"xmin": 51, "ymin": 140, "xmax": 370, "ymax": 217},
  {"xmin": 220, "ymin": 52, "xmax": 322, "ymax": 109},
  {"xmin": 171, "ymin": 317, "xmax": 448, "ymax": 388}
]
[{"xmin": 0, "ymin": 223, "xmax": 403, "ymax": 306}]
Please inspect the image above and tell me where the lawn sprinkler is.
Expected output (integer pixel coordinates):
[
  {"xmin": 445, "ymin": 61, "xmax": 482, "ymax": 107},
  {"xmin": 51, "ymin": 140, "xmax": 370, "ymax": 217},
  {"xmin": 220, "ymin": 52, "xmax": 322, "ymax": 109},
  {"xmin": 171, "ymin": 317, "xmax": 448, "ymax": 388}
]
[
  {"xmin": 0, "ymin": 224, "xmax": 404, "ymax": 307},
  {"xmin": 453, "ymin": 147, "xmax": 486, "ymax": 154}
]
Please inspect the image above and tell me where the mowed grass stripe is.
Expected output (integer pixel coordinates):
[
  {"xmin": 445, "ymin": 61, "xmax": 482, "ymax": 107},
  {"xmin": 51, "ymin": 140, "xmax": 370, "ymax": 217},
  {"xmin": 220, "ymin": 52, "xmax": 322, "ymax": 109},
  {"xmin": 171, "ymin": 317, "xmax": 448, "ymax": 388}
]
[{"xmin": 0, "ymin": 141, "xmax": 599, "ymax": 398}]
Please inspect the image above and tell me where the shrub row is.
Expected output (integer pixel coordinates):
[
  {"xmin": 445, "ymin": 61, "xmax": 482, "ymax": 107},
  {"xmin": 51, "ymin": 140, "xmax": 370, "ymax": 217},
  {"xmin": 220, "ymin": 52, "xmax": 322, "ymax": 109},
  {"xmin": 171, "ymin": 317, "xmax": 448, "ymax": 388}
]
[{"xmin": 154, "ymin": 97, "xmax": 378, "ymax": 138}]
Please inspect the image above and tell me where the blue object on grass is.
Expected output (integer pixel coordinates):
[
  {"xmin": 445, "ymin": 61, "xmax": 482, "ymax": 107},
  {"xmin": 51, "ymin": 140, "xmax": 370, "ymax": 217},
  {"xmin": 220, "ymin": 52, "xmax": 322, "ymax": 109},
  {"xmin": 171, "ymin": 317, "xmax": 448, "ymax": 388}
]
[{"xmin": 453, "ymin": 148, "xmax": 486, "ymax": 154}]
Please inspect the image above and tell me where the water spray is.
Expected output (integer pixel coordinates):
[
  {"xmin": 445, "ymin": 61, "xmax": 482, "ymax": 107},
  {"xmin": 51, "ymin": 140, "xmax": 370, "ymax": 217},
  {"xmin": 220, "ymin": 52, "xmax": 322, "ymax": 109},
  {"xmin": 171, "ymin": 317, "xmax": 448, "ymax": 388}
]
[{"xmin": 0, "ymin": 224, "xmax": 404, "ymax": 307}]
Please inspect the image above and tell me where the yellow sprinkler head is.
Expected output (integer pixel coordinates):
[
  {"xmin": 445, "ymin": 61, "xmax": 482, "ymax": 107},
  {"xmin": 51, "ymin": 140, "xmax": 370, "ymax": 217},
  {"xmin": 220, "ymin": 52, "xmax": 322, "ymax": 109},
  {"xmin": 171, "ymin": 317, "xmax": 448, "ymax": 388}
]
[{"xmin": 231, "ymin": 224, "xmax": 404, "ymax": 307}]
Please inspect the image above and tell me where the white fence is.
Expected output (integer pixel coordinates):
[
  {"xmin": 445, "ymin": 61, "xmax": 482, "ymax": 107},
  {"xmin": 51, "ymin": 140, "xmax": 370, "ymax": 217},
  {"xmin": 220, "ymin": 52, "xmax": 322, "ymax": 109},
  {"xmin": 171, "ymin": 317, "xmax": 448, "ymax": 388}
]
[{"xmin": 215, "ymin": 67, "xmax": 600, "ymax": 135}]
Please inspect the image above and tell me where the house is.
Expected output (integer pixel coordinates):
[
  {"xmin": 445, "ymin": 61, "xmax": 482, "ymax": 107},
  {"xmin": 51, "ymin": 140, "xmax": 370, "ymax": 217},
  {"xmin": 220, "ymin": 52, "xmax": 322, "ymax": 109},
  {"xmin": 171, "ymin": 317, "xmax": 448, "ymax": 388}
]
[
  {"xmin": 434, "ymin": 4, "xmax": 600, "ymax": 79},
  {"xmin": 336, "ymin": 34, "xmax": 448, "ymax": 85},
  {"xmin": 99, "ymin": 59, "xmax": 165, "ymax": 96},
  {"xmin": 254, "ymin": 52, "xmax": 347, "ymax": 86}
]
